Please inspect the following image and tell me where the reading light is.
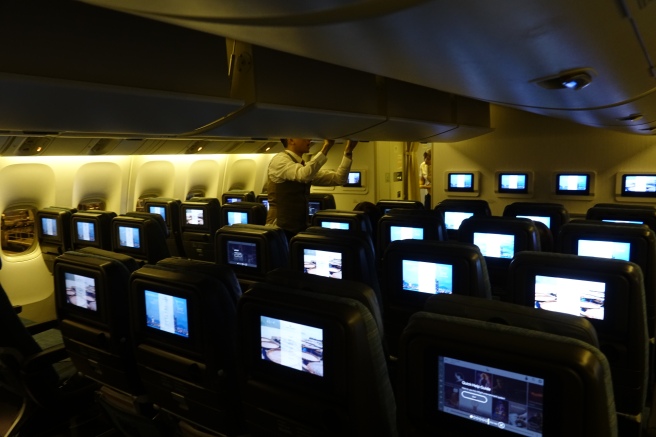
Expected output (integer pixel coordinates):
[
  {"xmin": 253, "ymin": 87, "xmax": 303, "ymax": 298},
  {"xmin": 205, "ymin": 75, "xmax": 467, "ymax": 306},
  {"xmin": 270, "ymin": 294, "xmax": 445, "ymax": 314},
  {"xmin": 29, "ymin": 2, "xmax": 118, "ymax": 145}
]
[{"xmin": 533, "ymin": 68, "xmax": 595, "ymax": 91}]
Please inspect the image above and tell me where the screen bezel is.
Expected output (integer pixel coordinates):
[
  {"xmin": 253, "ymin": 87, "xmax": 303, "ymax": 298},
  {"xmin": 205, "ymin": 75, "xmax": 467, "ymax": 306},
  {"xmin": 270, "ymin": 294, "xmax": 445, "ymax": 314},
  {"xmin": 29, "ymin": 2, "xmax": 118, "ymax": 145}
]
[
  {"xmin": 147, "ymin": 203, "xmax": 169, "ymax": 226},
  {"xmin": 473, "ymin": 232, "xmax": 516, "ymax": 260},
  {"xmin": 291, "ymin": 241, "xmax": 352, "ymax": 281},
  {"xmin": 225, "ymin": 238, "xmax": 261, "ymax": 271},
  {"xmin": 72, "ymin": 217, "xmax": 100, "ymax": 247},
  {"xmin": 554, "ymin": 173, "xmax": 591, "ymax": 196},
  {"xmin": 55, "ymin": 263, "xmax": 107, "ymax": 327},
  {"xmin": 113, "ymin": 223, "xmax": 145, "ymax": 255},
  {"xmin": 181, "ymin": 205, "xmax": 211, "ymax": 233},
  {"xmin": 620, "ymin": 173, "xmax": 656, "ymax": 198},
  {"xmin": 302, "ymin": 247, "xmax": 344, "ymax": 279},
  {"xmin": 38, "ymin": 213, "xmax": 62, "ymax": 243},
  {"xmin": 226, "ymin": 210, "xmax": 250, "ymax": 226},
  {"xmin": 497, "ymin": 172, "xmax": 529, "ymax": 195},
  {"xmin": 343, "ymin": 171, "xmax": 362, "ymax": 187},
  {"xmin": 447, "ymin": 172, "xmax": 475, "ymax": 193}
]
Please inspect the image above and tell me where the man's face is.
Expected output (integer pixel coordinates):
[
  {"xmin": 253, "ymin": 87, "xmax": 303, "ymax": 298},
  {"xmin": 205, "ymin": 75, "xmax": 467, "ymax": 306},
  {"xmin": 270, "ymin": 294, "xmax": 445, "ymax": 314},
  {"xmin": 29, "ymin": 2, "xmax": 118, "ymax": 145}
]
[{"xmin": 288, "ymin": 138, "xmax": 313, "ymax": 154}]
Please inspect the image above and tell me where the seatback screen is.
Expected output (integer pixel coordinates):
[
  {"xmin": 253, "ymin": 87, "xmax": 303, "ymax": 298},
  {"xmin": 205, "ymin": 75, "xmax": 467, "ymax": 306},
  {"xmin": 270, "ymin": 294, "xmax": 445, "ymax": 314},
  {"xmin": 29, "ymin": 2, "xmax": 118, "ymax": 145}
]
[
  {"xmin": 227, "ymin": 211, "xmax": 248, "ymax": 225},
  {"xmin": 534, "ymin": 275, "xmax": 605, "ymax": 320},
  {"xmin": 517, "ymin": 215, "xmax": 551, "ymax": 229},
  {"xmin": 320, "ymin": 221, "xmax": 350, "ymax": 230},
  {"xmin": 118, "ymin": 225, "xmax": 141, "ymax": 248},
  {"xmin": 148, "ymin": 205, "xmax": 166, "ymax": 222},
  {"xmin": 64, "ymin": 272, "xmax": 97, "ymax": 311},
  {"xmin": 444, "ymin": 212, "xmax": 474, "ymax": 230},
  {"xmin": 41, "ymin": 217, "xmax": 58, "ymax": 237},
  {"xmin": 185, "ymin": 208, "xmax": 204, "ymax": 225},
  {"xmin": 473, "ymin": 232, "xmax": 515, "ymax": 259},
  {"xmin": 144, "ymin": 290, "xmax": 189, "ymax": 338},
  {"xmin": 402, "ymin": 260, "xmax": 453, "ymax": 294},
  {"xmin": 439, "ymin": 356, "xmax": 544, "ymax": 436},
  {"xmin": 390, "ymin": 226, "xmax": 424, "ymax": 242},
  {"xmin": 303, "ymin": 248, "xmax": 342, "ymax": 278},
  {"xmin": 227, "ymin": 240, "xmax": 258, "ymax": 268},
  {"xmin": 76, "ymin": 221, "xmax": 96, "ymax": 242},
  {"xmin": 260, "ymin": 315, "xmax": 324, "ymax": 377},
  {"xmin": 577, "ymin": 239, "xmax": 630, "ymax": 261}
]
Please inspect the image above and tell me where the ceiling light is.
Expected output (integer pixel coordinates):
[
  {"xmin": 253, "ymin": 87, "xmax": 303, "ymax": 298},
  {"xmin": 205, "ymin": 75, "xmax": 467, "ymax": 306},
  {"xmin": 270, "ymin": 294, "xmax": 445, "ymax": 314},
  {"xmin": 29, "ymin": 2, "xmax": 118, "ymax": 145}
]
[{"xmin": 533, "ymin": 68, "xmax": 596, "ymax": 91}]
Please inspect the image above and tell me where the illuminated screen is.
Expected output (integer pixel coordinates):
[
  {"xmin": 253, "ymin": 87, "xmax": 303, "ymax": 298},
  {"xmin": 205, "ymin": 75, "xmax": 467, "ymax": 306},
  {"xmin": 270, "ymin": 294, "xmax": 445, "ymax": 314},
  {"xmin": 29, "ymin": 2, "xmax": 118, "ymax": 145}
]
[
  {"xmin": 534, "ymin": 275, "xmax": 605, "ymax": 321},
  {"xmin": 402, "ymin": 260, "xmax": 453, "ymax": 294},
  {"xmin": 517, "ymin": 215, "xmax": 551, "ymax": 229},
  {"xmin": 556, "ymin": 174, "xmax": 589, "ymax": 194},
  {"xmin": 118, "ymin": 225, "xmax": 141, "ymax": 248},
  {"xmin": 438, "ymin": 356, "xmax": 544, "ymax": 436},
  {"xmin": 41, "ymin": 217, "xmax": 58, "ymax": 237},
  {"xmin": 602, "ymin": 219, "xmax": 643, "ymax": 225},
  {"xmin": 148, "ymin": 205, "xmax": 166, "ymax": 222},
  {"xmin": 623, "ymin": 174, "xmax": 656, "ymax": 194},
  {"xmin": 345, "ymin": 171, "xmax": 361, "ymax": 187},
  {"xmin": 577, "ymin": 239, "xmax": 630, "ymax": 261},
  {"xmin": 390, "ymin": 226, "xmax": 424, "ymax": 242},
  {"xmin": 449, "ymin": 173, "xmax": 473, "ymax": 189},
  {"xmin": 64, "ymin": 272, "xmax": 97, "ymax": 312},
  {"xmin": 303, "ymin": 248, "xmax": 342, "ymax": 278},
  {"xmin": 499, "ymin": 174, "xmax": 527, "ymax": 192},
  {"xmin": 226, "ymin": 197, "xmax": 242, "ymax": 203},
  {"xmin": 473, "ymin": 233, "xmax": 514, "ymax": 259},
  {"xmin": 260, "ymin": 315, "xmax": 324, "ymax": 377},
  {"xmin": 185, "ymin": 208, "xmax": 204, "ymax": 226},
  {"xmin": 76, "ymin": 221, "xmax": 96, "ymax": 242},
  {"xmin": 308, "ymin": 201, "xmax": 321, "ymax": 217},
  {"xmin": 320, "ymin": 221, "xmax": 350, "ymax": 230},
  {"xmin": 227, "ymin": 211, "xmax": 248, "ymax": 225},
  {"xmin": 226, "ymin": 240, "xmax": 258, "ymax": 268},
  {"xmin": 261, "ymin": 199, "xmax": 270, "ymax": 211},
  {"xmin": 144, "ymin": 290, "xmax": 189, "ymax": 338},
  {"xmin": 444, "ymin": 212, "xmax": 474, "ymax": 230}
]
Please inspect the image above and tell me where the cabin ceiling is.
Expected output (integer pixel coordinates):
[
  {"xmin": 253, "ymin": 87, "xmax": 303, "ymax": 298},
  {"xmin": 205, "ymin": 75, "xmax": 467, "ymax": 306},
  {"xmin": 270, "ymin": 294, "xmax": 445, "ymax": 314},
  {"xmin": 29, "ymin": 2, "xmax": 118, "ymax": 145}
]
[{"xmin": 1, "ymin": 0, "xmax": 655, "ymax": 155}]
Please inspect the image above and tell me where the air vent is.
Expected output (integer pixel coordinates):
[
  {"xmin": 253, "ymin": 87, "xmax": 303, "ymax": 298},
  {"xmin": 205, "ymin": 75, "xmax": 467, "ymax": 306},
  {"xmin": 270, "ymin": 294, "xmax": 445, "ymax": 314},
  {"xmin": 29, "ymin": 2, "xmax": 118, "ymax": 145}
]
[{"xmin": 15, "ymin": 137, "xmax": 51, "ymax": 156}]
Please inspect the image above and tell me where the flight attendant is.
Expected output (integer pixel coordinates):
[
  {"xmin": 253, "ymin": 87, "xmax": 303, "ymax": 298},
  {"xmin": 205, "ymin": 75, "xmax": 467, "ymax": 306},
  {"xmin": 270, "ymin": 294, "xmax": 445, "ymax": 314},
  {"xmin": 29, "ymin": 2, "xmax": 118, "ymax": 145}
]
[{"xmin": 266, "ymin": 138, "xmax": 358, "ymax": 239}]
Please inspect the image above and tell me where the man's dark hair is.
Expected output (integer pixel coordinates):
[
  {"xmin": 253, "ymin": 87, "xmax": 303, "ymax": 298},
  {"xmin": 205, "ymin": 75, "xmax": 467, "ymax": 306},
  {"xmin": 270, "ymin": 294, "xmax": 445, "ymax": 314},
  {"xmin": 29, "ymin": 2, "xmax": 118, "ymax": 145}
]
[{"xmin": 280, "ymin": 138, "xmax": 288, "ymax": 147}]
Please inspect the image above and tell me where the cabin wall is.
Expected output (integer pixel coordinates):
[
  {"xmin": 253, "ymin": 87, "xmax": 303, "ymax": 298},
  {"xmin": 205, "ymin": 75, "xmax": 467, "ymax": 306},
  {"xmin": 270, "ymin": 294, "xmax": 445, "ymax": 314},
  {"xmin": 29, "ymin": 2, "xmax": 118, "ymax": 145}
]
[{"xmin": 425, "ymin": 104, "xmax": 656, "ymax": 216}]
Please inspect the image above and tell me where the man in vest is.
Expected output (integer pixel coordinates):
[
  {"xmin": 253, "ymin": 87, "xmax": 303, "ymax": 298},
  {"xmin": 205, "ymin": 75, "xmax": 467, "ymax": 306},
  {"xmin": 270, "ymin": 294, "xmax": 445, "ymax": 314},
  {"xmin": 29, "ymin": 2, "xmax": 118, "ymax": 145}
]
[{"xmin": 266, "ymin": 138, "xmax": 358, "ymax": 239}]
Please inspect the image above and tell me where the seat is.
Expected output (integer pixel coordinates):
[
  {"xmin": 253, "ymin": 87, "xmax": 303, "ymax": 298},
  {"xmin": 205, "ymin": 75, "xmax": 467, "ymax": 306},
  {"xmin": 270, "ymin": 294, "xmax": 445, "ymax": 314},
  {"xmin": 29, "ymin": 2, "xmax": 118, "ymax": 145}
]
[
  {"xmin": 397, "ymin": 310, "xmax": 617, "ymax": 437},
  {"xmin": 376, "ymin": 199, "xmax": 424, "ymax": 214},
  {"xmin": 502, "ymin": 201, "xmax": 569, "ymax": 244},
  {"xmin": 129, "ymin": 257, "xmax": 246, "ymax": 436},
  {"xmin": 36, "ymin": 206, "xmax": 76, "ymax": 272},
  {"xmin": 222, "ymin": 190, "xmax": 256, "ymax": 204},
  {"xmin": 220, "ymin": 201, "xmax": 267, "ymax": 227},
  {"xmin": 458, "ymin": 216, "xmax": 541, "ymax": 301},
  {"xmin": 70, "ymin": 210, "xmax": 117, "ymax": 250},
  {"xmin": 587, "ymin": 203, "xmax": 656, "ymax": 232},
  {"xmin": 434, "ymin": 198, "xmax": 491, "ymax": 240},
  {"xmin": 111, "ymin": 213, "xmax": 171, "ymax": 265},
  {"xmin": 180, "ymin": 197, "xmax": 222, "ymax": 262},
  {"xmin": 307, "ymin": 193, "xmax": 336, "ymax": 222},
  {"xmin": 215, "ymin": 223, "xmax": 289, "ymax": 290},
  {"xmin": 144, "ymin": 197, "xmax": 186, "ymax": 257},
  {"xmin": 508, "ymin": 251, "xmax": 648, "ymax": 434},
  {"xmin": 353, "ymin": 201, "xmax": 383, "ymax": 238},
  {"xmin": 237, "ymin": 276, "xmax": 397, "ymax": 437},
  {"xmin": 311, "ymin": 209, "xmax": 374, "ymax": 236},
  {"xmin": 380, "ymin": 240, "xmax": 491, "ymax": 356}
]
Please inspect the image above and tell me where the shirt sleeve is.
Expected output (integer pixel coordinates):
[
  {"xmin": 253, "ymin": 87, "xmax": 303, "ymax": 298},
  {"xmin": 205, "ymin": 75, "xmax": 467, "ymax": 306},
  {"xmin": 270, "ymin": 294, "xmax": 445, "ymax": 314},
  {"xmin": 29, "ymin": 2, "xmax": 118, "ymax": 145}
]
[
  {"xmin": 268, "ymin": 151, "xmax": 328, "ymax": 183},
  {"xmin": 311, "ymin": 154, "xmax": 353, "ymax": 186}
]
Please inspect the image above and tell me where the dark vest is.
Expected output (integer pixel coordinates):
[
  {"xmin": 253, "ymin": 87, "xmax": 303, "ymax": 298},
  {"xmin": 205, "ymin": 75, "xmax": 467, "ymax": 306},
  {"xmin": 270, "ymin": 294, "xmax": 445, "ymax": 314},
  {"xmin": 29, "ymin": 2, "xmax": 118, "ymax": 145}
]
[{"xmin": 266, "ymin": 152, "xmax": 311, "ymax": 234}]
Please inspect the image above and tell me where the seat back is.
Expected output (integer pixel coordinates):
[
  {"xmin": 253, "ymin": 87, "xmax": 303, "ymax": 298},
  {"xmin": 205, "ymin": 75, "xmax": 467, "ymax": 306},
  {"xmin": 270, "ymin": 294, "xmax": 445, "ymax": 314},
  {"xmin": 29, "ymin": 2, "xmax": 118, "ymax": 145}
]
[
  {"xmin": 587, "ymin": 203, "xmax": 656, "ymax": 232},
  {"xmin": 129, "ymin": 258, "xmax": 244, "ymax": 435},
  {"xmin": 376, "ymin": 199, "xmax": 424, "ymax": 214},
  {"xmin": 70, "ymin": 210, "xmax": 117, "ymax": 250},
  {"xmin": 307, "ymin": 193, "xmax": 336, "ymax": 222},
  {"xmin": 238, "ymin": 279, "xmax": 396, "ymax": 437},
  {"xmin": 311, "ymin": 209, "xmax": 373, "ymax": 236},
  {"xmin": 508, "ymin": 251, "xmax": 648, "ymax": 419},
  {"xmin": 503, "ymin": 201, "xmax": 570, "ymax": 244},
  {"xmin": 143, "ymin": 197, "xmax": 185, "ymax": 257},
  {"xmin": 220, "ymin": 201, "xmax": 267, "ymax": 227},
  {"xmin": 36, "ymin": 206, "xmax": 76, "ymax": 271},
  {"xmin": 222, "ymin": 190, "xmax": 256, "ymax": 204},
  {"xmin": 458, "ymin": 216, "xmax": 541, "ymax": 301},
  {"xmin": 180, "ymin": 198, "xmax": 222, "ymax": 261},
  {"xmin": 397, "ymin": 311, "xmax": 617, "ymax": 437},
  {"xmin": 434, "ymin": 199, "xmax": 491, "ymax": 240},
  {"xmin": 54, "ymin": 247, "xmax": 142, "ymax": 394},
  {"xmin": 111, "ymin": 214, "xmax": 170, "ymax": 265}
]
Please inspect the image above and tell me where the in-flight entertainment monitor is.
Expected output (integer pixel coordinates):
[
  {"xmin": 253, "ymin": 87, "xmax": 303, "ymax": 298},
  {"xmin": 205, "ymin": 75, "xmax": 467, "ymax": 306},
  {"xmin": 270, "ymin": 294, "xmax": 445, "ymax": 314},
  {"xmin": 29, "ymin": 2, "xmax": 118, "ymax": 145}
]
[
  {"xmin": 390, "ymin": 226, "xmax": 424, "ymax": 242},
  {"xmin": 144, "ymin": 289, "xmax": 190, "ymax": 338},
  {"xmin": 498, "ymin": 172, "xmax": 529, "ymax": 194},
  {"xmin": 555, "ymin": 173, "xmax": 591, "ymax": 196},
  {"xmin": 577, "ymin": 239, "xmax": 631, "ymax": 261},
  {"xmin": 402, "ymin": 260, "xmax": 453, "ymax": 295},
  {"xmin": 227, "ymin": 210, "xmax": 249, "ymax": 226},
  {"xmin": 620, "ymin": 174, "xmax": 656, "ymax": 198},
  {"xmin": 303, "ymin": 248, "xmax": 342, "ymax": 279},
  {"xmin": 40, "ymin": 216, "xmax": 59, "ymax": 238},
  {"xmin": 443, "ymin": 211, "xmax": 474, "ymax": 230},
  {"xmin": 75, "ymin": 219, "xmax": 97, "ymax": 244},
  {"xmin": 447, "ymin": 172, "xmax": 474, "ymax": 192},
  {"xmin": 320, "ymin": 221, "xmax": 350, "ymax": 230},
  {"xmin": 534, "ymin": 274, "xmax": 605, "ymax": 321},
  {"xmin": 226, "ymin": 240, "xmax": 259, "ymax": 269},
  {"xmin": 473, "ymin": 232, "xmax": 515, "ymax": 259},
  {"xmin": 344, "ymin": 171, "xmax": 362, "ymax": 187},
  {"xmin": 308, "ymin": 201, "xmax": 321, "ymax": 218},
  {"xmin": 55, "ymin": 263, "xmax": 107, "ymax": 327}
]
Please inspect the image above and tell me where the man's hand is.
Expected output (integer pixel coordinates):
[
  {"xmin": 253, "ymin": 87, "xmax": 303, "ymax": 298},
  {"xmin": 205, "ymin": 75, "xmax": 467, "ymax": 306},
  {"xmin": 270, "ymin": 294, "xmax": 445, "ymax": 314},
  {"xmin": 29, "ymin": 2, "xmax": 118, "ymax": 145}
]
[
  {"xmin": 344, "ymin": 140, "xmax": 358, "ymax": 154},
  {"xmin": 320, "ymin": 139, "xmax": 335, "ymax": 156}
]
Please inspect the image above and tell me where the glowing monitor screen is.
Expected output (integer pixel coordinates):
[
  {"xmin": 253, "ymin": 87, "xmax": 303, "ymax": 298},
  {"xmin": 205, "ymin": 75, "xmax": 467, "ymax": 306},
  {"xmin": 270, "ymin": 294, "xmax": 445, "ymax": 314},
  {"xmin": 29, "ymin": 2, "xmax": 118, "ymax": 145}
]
[
  {"xmin": 185, "ymin": 208, "xmax": 204, "ymax": 226},
  {"xmin": 226, "ymin": 197, "xmax": 242, "ymax": 203},
  {"xmin": 444, "ymin": 211, "xmax": 474, "ymax": 230},
  {"xmin": 41, "ymin": 217, "xmax": 58, "ymax": 237},
  {"xmin": 602, "ymin": 219, "xmax": 643, "ymax": 225},
  {"xmin": 64, "ymin": 272, "xmax": 97, "ymax": 312},
  {"xmin": 303, "ymin": 248, "xmax": 342, "ymax": 278},
  {"xmin": 499, "ymin": 174, "xmax": 527, "ymax": 193},
  {"xmin": 144, "ymin": 290, "xmax": 189, "ymax": 338},
  {"xmin": 227, "ymin": 211, "xmax": 248, "ymax": 225},
  {"xmin": 76, "ymin": 221, "xmax": 96, "ymax": 242},
  {"xmin": 148, "ymin": 205, "xmax": 166, "ymax": 222},
  {"xmin": 390, "ymin": 226, "xmax": 424, "ymax": 242},
  {"xmin": 517, "ymin": 215, "xmax": 551, "ymax": 229},
  {"xmin": 261, "ymin": 199, "xmax": 270, "ymax": 211},
  {"xmin": 577, "ymin": 239, "xmax": 631, "ymax": 261},
  {"xmin": 226, "ymin": 240, "xmax": 258, "ymax": 268},
  {"xmin": 320, "ymin": 221, "xmax": 350, "ymax": 230},
  {"xmin": 449, "ymin": 173, "xmax": 473, "ymax": 189},
  {"xmin": 345, "ymin": 171, "xmax": 362, "ymax": 187},
  {"xmin": 438, "ymin": 356, "xmax": 544, "ymax": 436},
  {"xmin": 534, "ymin": 275, "xmax": 605, "ymax": 320},
  {"xmin": 556, "ymin": 174, "xmax": 589, "ymax": 194},
  {"xmin": 623, "ymin": 174, "xmax": 656, "ymax": 194},
  {"xmin": 260, "ymin": 315, "xmax": 324, "ymax": 377},
  {"xmin": 473, "ymin": 233, "xmax": 515, "ymax": 259},
  {"xmin": 402, "ymin": 260, "xmax": 453, "ymax": 294},
  {"xmin": 118, "ymin": 225, "xmax": 141, "ymax": 248},
  {"xmin": 308, "ymin": 201, "xmax": 321, "ymax": 217}
]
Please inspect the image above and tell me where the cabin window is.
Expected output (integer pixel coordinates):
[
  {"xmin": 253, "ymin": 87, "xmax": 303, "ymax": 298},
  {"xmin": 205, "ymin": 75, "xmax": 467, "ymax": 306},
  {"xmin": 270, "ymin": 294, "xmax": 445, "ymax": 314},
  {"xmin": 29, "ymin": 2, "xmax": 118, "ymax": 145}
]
[
  {"xmin": 1, "ymin": 207, "xmax": 37, "ymax": 255},
  {"xmin": 135, "ymin": 193, "xmax": 159, "ymax": 212},
  {"xmin": 186, "ymin": 188, "xmax": 206, "ymax": 200},
  {"xmin": 77, "ymin": 198, "xmax": 106, "ymax": 211}
]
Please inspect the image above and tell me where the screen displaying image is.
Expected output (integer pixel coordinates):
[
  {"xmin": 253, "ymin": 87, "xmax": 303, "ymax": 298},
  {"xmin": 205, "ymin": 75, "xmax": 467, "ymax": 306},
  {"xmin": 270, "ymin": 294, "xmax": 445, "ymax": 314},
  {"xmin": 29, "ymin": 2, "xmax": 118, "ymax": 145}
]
[
  {"xmin": 473, "ymin": 233, "xmax": 515, "ymax": 259},
  {"xmin": 345, "ymin": 171, "xmax": 361, "ymax": 186},
  {"xmin": 444, "ymin": 211, "xmax": 474, "ymax": 230},
  {"xmin": 602, "ymin": 219, "xmax": 643, "ymax": 225},
  {"xmin": 308, "ymin": 201, "xmax": 321, "ymax": 217},
  {"xmin": 64, "ymin": 272, "xmax": 97, "ymax": 312},
  {"xmin": 438, "ymin": 356, "xmax": 544, "ymax": 437},
  {"xmin": 76, "ymin": 221, "xmax": 96, "ymax": 242},
  {"xmin": 402, "ymin": 260, "xmax": 453, "ymax": 294},
  {"xmin": 534, "ymin": 275, "xmax": 605, "ymax": 320},
  {"xmin": 41, "ymin": 217, "xmax": 58, "ymax": 237},
  {"xmin": 260, "ymin": 315, "xmax": 324, "ymax": 377},
  {"xmin": 500, "ymin": 174, "xmax": 527, "ymax": 191},
  {"xmin": 517, "ymin": 215, "xmax": 551, "ymax": 229},
  {"xmin": 185, "ymin": 208, "xmax": 204, "ymax": 225},
  {"xmin": 449, "ymin": 173, "xmax": 473, "ymax": 189},
  {"xmin": 227, "ymin": 211, "xmax": 248, "ymax": 225},
  {"xmin": 144, "ymin": 290, "xmax": 189, "ymax": 338},
  {"xmin": 227, "ymin": 240, "xmax": 258, "ymax": 268},
  {"xmin": 577, "ymin": 239, "xmax": 631, "ymax": 261},
  {"xmin": 226, "ymin": 197, "xmax": 242, "ymax": 203},
  {"xmin": 623, "ymin": 175, "xmax": 656, "ymax": 193},
  {"xmin": 390, "ymin": 226, "xmax": 424, "ymax": 242},
  {"xmin": 118, "ymin": 225, "xmax": 141, "ymax": 248},
  {"xmin": 557, "ymin": 174, "xmax": 589, "ymax": 193},
  {"xmin": 303, "ymin": 248, "xmax": 342, "ymax": 278},
  {"xmin": 320, "ymin": 221, "xmax": 350, "ymax": 230},
  {"xmin": 261, "ymin": 199, "xmax": 270, "ymax": 211},
  {"xmin": 148, "ymin": 205, "xmax": 166, "ymax": 222}
]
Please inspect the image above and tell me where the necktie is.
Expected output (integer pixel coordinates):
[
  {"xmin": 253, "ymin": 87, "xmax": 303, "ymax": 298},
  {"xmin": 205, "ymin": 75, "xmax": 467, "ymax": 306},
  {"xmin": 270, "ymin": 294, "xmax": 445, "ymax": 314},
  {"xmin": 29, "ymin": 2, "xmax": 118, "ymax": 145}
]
[{"xmin": 300, "ymin": 160, "xmax": 305, "ymax": 166}]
